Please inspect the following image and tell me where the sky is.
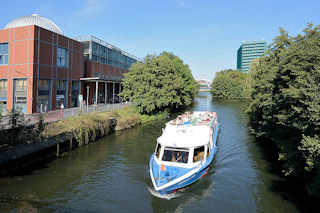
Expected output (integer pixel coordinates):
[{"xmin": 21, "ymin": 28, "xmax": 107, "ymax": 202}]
[{"xmin": 1, "ymin": 0, "xmax": 320, "ymax": 80}]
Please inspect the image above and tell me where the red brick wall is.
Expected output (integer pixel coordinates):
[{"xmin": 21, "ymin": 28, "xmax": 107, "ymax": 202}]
[
  {"xmin": 33, "ymin": 26, "xmax": 84, "ymax": 111},
  {"xmin": 0, "ymin": 26, "xmax": 35, "ymax": 114},
  {"xmin": 0, "ymin": 24, "xmax": 132, "ymax": 114},
  {"xmin": 0, "ymin": 25, "xmax": 84, "ymax": 114}
]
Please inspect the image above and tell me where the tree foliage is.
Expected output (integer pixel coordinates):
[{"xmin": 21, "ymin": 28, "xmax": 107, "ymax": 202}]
[
  {"xmin": 247, "ymin": 24, "xmax": 320, "ymax": 197},
  {"xmin": 210, "ymin": 69, "xmax": 249, "ymax": 99},
  {"xmin": 120, "ymin": 52, "xmax": 198, "ymax": 114}
]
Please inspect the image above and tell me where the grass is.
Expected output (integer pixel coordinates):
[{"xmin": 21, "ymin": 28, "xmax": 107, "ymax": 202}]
[
  {"xmin": 41, "ymin": 106, "xmax": 169, "ymax": 145},
  {"xmin": 112, "ymin": 106, "xmax": 169, "ymax": 130},
  {"xmin": 42, "ymin": 111, "xmax": 114, "ymax": 145}
]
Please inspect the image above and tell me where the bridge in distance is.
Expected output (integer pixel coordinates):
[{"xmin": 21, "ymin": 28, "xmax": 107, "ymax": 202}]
[{"xmin": 196, "ymin": 79, "xmax": 211, "ymax": 92}]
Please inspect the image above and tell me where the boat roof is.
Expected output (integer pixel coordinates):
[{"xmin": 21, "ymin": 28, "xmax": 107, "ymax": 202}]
[{"xmin": 157, "ymin": 111, "xmax": 216, "ymax": 148}]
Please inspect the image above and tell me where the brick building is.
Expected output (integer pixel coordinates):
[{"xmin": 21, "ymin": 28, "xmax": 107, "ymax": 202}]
[{"xmin": 0, "ymin": 14, "xmax": 138, "ymax": 114}]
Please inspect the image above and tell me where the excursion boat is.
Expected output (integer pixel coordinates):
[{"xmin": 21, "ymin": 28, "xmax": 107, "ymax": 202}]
[{"xmin": 149, "ymin": 111, "xmax": 219, "ymax": 194}]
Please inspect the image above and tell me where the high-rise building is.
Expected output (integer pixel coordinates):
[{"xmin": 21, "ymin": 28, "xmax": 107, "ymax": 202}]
[{"xmin": 237, "ymin": 41, "xmax": 267, "ymax": 72}]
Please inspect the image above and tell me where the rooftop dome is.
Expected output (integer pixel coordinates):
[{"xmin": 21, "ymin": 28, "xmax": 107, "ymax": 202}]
[{"xmin": 4, "ymin": 14, "xmax": 63, "ymax": 34}]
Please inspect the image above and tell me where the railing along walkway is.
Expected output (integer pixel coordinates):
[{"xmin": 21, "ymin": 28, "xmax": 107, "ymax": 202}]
[{"xmin": 0, "ymin": 102, "xmax": 131, "ymax": 129}]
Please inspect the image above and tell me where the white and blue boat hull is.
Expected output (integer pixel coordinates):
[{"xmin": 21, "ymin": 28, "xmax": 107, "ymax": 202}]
[{"xmin": 150, "ymin": 121, "xmax": 219, "ymax": 195}]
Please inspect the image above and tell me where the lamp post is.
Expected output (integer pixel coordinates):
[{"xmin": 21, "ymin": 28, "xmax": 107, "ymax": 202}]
[{"xmin": 86, "ymin": 86, "xmax": 89, "ymax": 111}]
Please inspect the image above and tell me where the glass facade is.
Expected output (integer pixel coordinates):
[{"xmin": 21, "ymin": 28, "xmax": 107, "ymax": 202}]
[
  {"xmin": 0, "ymin": 79, "xmax": 8, "ymax": 113},
  {"xmin": 57, "ymin": 47, "xmax": 69, "ymax": 68},
  {"xmin": 237, "ymin": 41, "xmax": 267, "ymax": 72},
  {"xmin": 56, "ymin": 80, "xmax": 67, "ymax": 109},
  {"xmin": 38, "ymin": 79, "xmax": 51, "ymax": 112},
  {"xmin": 71, "ymin": 80, "xmax": 80, "ymax": 107},
  {"xmin": 0, "ymin": 43, "xmax": 8, "ymax": 65},
  {"xmin": 13, "ymin": 79, "xmax": 27, "ymax": 113},
  {"xmin": 80, "ymin": 36, "xmax": 138, "ymax": 70}
]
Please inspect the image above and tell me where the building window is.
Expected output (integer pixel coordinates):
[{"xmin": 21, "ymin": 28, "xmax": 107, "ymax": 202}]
[
  {"xmin": 15, "ymin": 79, "xmax": 27, "ymax": 91},
  {"xmin": 107, "ymin": 48, "xmax": 113, "ymax": 65},
  {"xmin": 0, "ymin": 79, "xmax": 8, "ymax": 113},
  {"xmin": 0, "ymin": 79, "xmax": 8, "ymax": 91},
  {"xmin": 71, "ymin": 81, "xmax": 80, "ymax": 107},
  {"xmin": 92, "ymin": 42, "xmax": 97, "ymax": 54},
  {"xmin": 56, "ymin": 80, "xmax": 67, "ymax": 109},
  {"xmin": 39, "ymin": 79, "xmax": 49, "ymax": 90},
  {"xmin": 56, "ymin": 80, "xmax": 66, "ymax": 90},
  {"xmin": 71, "ymin": 80, "xmax": 79, "ymax": 90},
  {"xmin": 38, "ymin": 80, "xmax": 51, "ymax": 112},
  {"xmin": 83, "ymin": 41, "xmax": 90, "ymax": 53},
  {"xmin": 13, "ymin": 79, "xmax": 27, "ymax": 113},
  {"xmin": 57, "ymin": 47, "xmax": 69, "ymax": 68},
  {"xmin": 99, "ymin": 45, "xmax": 105, "ymax": 57},
  {"xmin": 0, "ymin": 43, "xmax": 8, "ymax": 65}
]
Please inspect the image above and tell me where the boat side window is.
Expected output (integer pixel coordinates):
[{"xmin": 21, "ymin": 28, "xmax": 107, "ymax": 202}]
[
  {"xmin": 193, "ymin": 146, "xmax": 205, "ymax": 162},
  {"xmin": 162, "ymin": 149, "xmax": 189, "ymax": 164},
  {"xmin": 155, "ymin": 143, "xmax": 161, "ymax": 159}
]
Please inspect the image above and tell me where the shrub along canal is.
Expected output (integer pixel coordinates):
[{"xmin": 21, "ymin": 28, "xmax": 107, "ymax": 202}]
[{"xmin": 0, "ymin": 92, "xmax": 300, "ymax": 212}]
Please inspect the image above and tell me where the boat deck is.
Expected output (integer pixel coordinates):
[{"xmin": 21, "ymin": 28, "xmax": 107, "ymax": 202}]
[{"xmin": 168, "ymin": 111, "xmax": 217, "ymax": 126}]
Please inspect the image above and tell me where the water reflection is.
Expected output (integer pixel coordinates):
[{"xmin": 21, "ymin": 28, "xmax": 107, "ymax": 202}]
[
  {"xmin": 150, "ymin": 175, "xmax": 215, "ymax": 213},
  {"xmin": 0, "ymin": 92, "xmax": 300, "ymax": 213}
]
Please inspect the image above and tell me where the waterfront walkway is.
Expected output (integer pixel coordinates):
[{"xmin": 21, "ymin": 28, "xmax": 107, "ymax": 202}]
[{"xmin": 0, "ymin": 102, "xmax": 130, "ymax": 129}]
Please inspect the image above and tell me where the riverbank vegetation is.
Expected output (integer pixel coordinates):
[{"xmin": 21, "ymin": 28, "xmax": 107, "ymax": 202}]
[
  {"xmin": 0, "ymin": 106, "xmax": 168, "ymax": 151},
  {"xmin": 0, "ymin": 106, "xmax": 168, "ymax": 176},
  {"xmin": 247, "ymin": 24, "xmax": 320, "ymax": 197},
  {"xmin": 113, "ymin": 106, "xmax": 169, "ymax": 130},
  {"xmin": 210, "ymin": 69, "xmax": 249, "ymax": 99},
  {"xmin": 41, "ymin": 110, "xmax": 116, "ymax": 145},
  {"xmin": 120, "ymin": 52, "xmax": 199, "ymax": 114},
  {"xmin": 41, "ymin": 106, "xmax": 168, "ymax": 145}
]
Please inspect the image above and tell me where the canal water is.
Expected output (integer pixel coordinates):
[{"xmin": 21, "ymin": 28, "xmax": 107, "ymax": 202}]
[{"xmin": 0, "ymin": 92, "xmax": 300, "ymax": 213}]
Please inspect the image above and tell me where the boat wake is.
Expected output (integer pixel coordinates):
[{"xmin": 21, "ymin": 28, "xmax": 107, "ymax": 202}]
[{"xmin": 147, "ymin": 187, "xmax": 182, "ymax": 200}]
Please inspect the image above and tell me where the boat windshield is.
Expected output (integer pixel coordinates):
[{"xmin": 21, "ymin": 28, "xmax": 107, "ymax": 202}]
[
  {"xmin": 162, "ymin": 148, "xmax": 189, "ymax": 164},
  {"xmin": 193, "ymin": 146, "xmax": 205, "ymax": 162}
]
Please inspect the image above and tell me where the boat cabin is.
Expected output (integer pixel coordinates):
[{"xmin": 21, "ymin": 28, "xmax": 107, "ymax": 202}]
[
  {"xmin": 150, "ymin": 111, "xmax": 218, "ymax": 193},
  {"xmin": 154, "ymin": 111, "xmax": 217, "ymax": 168}
]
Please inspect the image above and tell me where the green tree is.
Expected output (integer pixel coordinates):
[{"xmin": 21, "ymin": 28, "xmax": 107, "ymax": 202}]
[
  {"xmin": 120, "ymin": 52, "xmax": 198, "ymax": 114},
  {"xmin": 247, "ymin": 24, "xmax": 320, "ymax": 197},
  {"xmin": 210, "ymin": 69, "xmax": 249, "ymax": 99}
]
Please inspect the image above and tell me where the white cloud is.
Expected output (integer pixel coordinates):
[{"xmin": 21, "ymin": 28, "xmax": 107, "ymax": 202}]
[{"xmin": 75, "ymin": 0, "xmax": 105, "ymax": 17}]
